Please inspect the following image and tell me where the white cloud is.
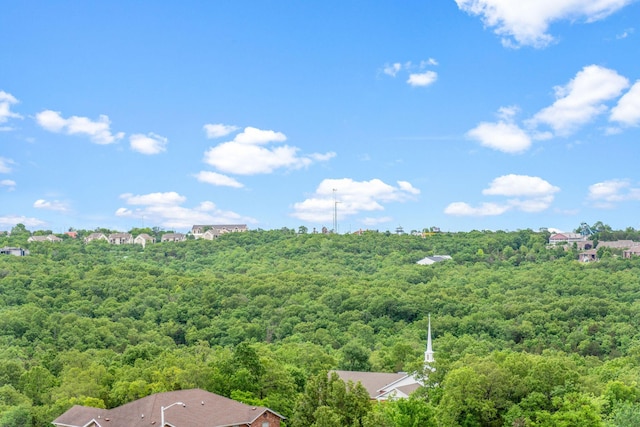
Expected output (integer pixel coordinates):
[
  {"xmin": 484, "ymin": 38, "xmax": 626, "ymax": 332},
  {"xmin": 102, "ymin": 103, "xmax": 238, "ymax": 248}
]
[
  {"xmin": 120, "ymin": 191, "xmax": 186, "ymax": 206},
  {"xmin": 116, "ymin": 190, "xmax": 254, "ymax": 229},
  {"xmin": 0, "ymin": 215, "xmax": 46, "ymax": 227},
  {"xmin": 194, "ymin": 171, "xmax": 244, "ymax": 188},
  {"xmin": 0, "ymin": 179, "xmax": 16, "ymax": 190},
  {"xmin": 455, "ymin": 0, "xmax": 635, "ymax": 48},
  {"xmin": 610, "ymin": 81, "xmax": 640, "ymax": 126},
  {"xmin": 203, "ymin": 126, "xmax": 334, "ymax": 175},
  {"xmin": 0, "ymin": 157, "xmax": 15, "ymax": 173},
  {"xmin": 444, "ymin": 202, "xmax": 511, "ymax": 216},
  {"xmin": 204, "ymin": 123, "xmax": 239, "ymax": 139},
  {"xmin": 445, "ymin": 174, "xmax": 559, "ymax": 216},
  {"xmin": 383, "ymin": 63, "xmax": 402, "ymax": 77},
  {"xmin": 35, "ymin": 110, "xmax": 125, "ymax": 144},
  {"xmin": 33, "ymin": 199, "xmax": 69, "ymax": 212},
  {"xmin": 482, "ymin": 174, "xmax": 560, "ymax": 197},
  {"xmin": 233, "ymin": 126, "xmax": 287, "ymax": 145},
  {"xmin": 129, "ymin": 133, "xmax": 168, "ymax": 155},
  {"xmin": 291, "ymin": 178, "xmax": 420, "ymax": 223},
  {"xmin": 467, "ymin": 121, "xmax": 532, "ymax": 153},
  {"xmin": 362, "ymin": 216, "xmax": 394, "ymax": 226},
  {"xmin": 529, "ymin": 65, "xmax": 629, "ymax": 135},
  {"xmin": 407, "ymin": 71, "xmax": 438, "ymax": 87},
  {"xmin": 587, "ymin": 179, "xmax": 640, "ymax": 208},
  {"xmin": 0, "ymin": 91, "xmax": 23, "ymax": 124}
]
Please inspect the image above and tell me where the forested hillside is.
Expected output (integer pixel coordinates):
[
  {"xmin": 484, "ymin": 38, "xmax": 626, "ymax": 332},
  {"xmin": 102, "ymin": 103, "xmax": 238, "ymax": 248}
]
[{"xmin": 2, "ymin": 228, "xmax": 640, "ymax": 426}]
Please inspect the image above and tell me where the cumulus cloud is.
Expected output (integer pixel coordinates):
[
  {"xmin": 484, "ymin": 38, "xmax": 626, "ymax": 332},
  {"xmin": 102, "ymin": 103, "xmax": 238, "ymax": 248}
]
[
  {"xmin": 529, "ymin": 65, "xmax": 629, "ymax": 136},
  {"xmin": 407, "ymin": 71, "xmax": 438, "ymax": 87},
  {"xmin": 0, "ymin": 91, "xmax": 22, "ymax": 125},
  {"xmin": 116, "ymin": 191, "xmax": 255, "ymax": 229},
  {"xmin": 0, "ymin": 179, "xmax": 16, "ymax": 190},
  {"xmin": 382, "ymin": 60, "xmax": 439, "ymax": 87},
  {"xmin": 194, "ymin": 171, "xmax": 244, "ymax": 188},
  {"xmin": 455, "ymin": 0, "xmax": 635, "ymax": 48},
  {"xmin": 203, "ymin": 126, "xmax": 335, "ymax": 175},
  {"xmin": 33, "ymin": 199, "xmax": 69, "ymax": 212},
  {"xmin": 204, "ymin": 123, "xmax": 239, "ymax": 139},
  {"xmin": 291, "ymin": 178, "xmax": 420, "ymax": 223},
  {"xmin": 0, "ymin": 157, "xmax": 15, "ymax": 173},
  {"xmin": 587, "ymin": 179, "xmax": 640, "ymax": 208},
  {"xmin": 0, "ymin": 215, "xmax": 46, "ymax": 227},
  {"xmin": 35, "ymin": 110, "xmax": 125, "ymax": 144},
  {"xmin": 482, "ymin": 174, "xmax": 560, "ymax": 197},
  {"xmin": 130, "ymin": 133, "xmax": 168, "ymax": 155},
  {"xmin": 444, "ymin": 202, "xmax": 511, "ymax": 216},
  {"xmin": 610, "ymin": 81, "xmax": 640, "ymax": 127},
  {"xmin": 445, "ymin": 174, "xmax": 559, "ymax": 216},
  {"xmin": 467, "ymin": 121, "xmax": 532, "ymax": 153}
]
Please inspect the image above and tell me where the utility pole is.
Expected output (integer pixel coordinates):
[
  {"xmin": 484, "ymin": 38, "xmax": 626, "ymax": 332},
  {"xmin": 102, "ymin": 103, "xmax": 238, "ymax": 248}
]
[{"xmin": 333, "ymin": 189, "xmax": 338, "ymax": 233}]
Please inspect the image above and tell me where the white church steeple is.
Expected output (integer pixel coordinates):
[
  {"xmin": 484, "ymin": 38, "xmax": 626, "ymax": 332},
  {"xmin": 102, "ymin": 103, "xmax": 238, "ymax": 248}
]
[{"xmin": 424, "ymin": 313, "xmax": 435, "ymax": 364}]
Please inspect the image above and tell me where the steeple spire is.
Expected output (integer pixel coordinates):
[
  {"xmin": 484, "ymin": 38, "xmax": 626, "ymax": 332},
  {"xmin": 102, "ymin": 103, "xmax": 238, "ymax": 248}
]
[{"xmin": 425, "ymin": 313, "xmax": 434, "ymax": 364}]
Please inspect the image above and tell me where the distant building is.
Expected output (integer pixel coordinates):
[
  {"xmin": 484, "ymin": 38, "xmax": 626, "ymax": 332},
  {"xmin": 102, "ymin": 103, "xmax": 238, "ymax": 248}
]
[
  {"xmin": 192, "ymin": 224, "xmax": 248, "ymax": 239},
  {"xmin": 0, "ymin": 247, "xmax": 29, "ymax": 256},
  {"xmin": 416, "ymin": 255, "xmax": 452, "ymax": 265},
  {"xmin": 84, "ymin": 233, "xmax": 108, "ymax": 243},
  {"xmin": 52, "ymin": 388, "xmax": 285, "ymax": 427},
  {"xmin": 548, "ymin": 233, "xmax": 587, "ymax": 245},
  {"xmin": 109, "ymin": 233, "xmax": 134, "ymax": 245},
  {"xmin": 27, "ymin": 234, "xmax": 62, "ymax": 243},
  {"xmin": 161, "ymin": 233, "xmax": 187, "ymax": 242},
  {"xmin": 134, "ymin": 233, "xmax": 155, "ymax": 247}
]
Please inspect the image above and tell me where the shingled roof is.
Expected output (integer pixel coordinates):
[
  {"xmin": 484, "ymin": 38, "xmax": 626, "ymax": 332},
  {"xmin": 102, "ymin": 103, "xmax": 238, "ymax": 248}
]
[{"xmin": 52, "ymin": 389, "xmax": 284, "ymax": 427}]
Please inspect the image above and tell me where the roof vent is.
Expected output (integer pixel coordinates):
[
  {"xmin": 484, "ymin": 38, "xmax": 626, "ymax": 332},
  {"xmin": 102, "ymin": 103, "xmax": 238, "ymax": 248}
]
[{"xmin": 201, "ymin": 401, "xmax": 205, "ymax": 405}]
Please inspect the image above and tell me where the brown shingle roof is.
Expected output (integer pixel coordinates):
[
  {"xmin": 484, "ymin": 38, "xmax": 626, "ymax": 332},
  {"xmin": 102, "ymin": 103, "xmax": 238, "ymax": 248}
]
[{"xmin": 52, "ymin": 389, "xmax": 284, "ymax": 427}]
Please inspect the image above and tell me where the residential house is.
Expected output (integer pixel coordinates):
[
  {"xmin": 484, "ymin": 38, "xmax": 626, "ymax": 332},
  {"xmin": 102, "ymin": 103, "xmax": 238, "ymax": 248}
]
[
  {"xmin": 548, "ymin": 233, "xmax": 588, "ymax": 246},
  {"xmin": 52, "ymin": 388, "xmax": 285, "ymax": 427},
  {"xmin": 109, "ymin": 233, "xmax": 134, "ymax": 245},
  {"xmin": 0, "ymin": 247, "xmax": 29, "ymax": 256},
  {"xmin": 27, "ymin": 234, "xmax": 62, "ymax": 243},
  {"xmin": 84, "ymin": 233, "xmax": 108, "ymax": 243},
  {"xmin": 579, "ymin": 249, "xmax": 598, "ymax": 262},
  {"xmin": 161, "ymin": 232, "xmax": 186, "ymax": 242},
  {"xmin": 65, "ymin": 231, "xmax": 78, "ymax": 238},
  {"xmin": 623, "ymin": 246, "xmax": 640, "ymax": 259},
  {"xmin": 416, "ymin": 255, "xmax": 452, "ymax": 265},
  {"xmin": 335, "ymin": 315, "xmax": 435, "ymax": 401},
  {"xmin": 192, "ymin": 224, "xmax": 248, "ymax": 239},
  {"xmin": 134, "ymin": 233, "xmax": 155, "ymax": 247}
]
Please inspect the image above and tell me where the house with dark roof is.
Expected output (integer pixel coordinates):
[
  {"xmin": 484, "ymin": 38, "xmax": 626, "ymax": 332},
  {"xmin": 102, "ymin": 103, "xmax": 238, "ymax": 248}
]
[{"xmin": 52, "ymin": 389, "xmax": 284, "ymax": 427}]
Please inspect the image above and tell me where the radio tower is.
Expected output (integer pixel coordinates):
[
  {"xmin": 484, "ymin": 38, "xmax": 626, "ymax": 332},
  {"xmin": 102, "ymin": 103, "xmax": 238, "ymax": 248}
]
[{"xmin": 333, "ymin": 189, "xmax": 338, "ymax": 233}]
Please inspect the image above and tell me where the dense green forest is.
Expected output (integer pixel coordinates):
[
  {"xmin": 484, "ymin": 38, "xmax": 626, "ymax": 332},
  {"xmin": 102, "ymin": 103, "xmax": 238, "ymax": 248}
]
[{"xmin": 2, "ymin": 226, "xmax": 640, "ymax": 426}]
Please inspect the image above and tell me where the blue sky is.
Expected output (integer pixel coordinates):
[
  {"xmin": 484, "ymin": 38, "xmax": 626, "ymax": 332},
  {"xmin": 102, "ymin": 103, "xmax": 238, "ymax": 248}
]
[{"xmin": 1, "ymin": 1, "xmax": 640, "ymax": 233}]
